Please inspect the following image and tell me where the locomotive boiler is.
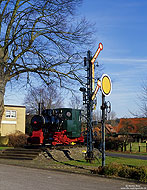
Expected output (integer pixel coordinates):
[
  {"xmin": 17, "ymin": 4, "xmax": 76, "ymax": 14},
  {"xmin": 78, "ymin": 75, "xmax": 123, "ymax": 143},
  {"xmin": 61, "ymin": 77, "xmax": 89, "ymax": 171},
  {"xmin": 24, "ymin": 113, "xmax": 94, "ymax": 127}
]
[{"xmin": 28, "ymin": 108, "xmax": 84, "ymax": 146}]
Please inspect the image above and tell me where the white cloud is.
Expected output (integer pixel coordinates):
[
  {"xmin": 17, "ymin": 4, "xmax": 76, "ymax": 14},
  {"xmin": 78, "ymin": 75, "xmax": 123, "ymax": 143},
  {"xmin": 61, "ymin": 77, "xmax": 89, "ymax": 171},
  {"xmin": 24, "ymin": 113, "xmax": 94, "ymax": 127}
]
[{"xmin": 100, "ymin": 58, "xmax": 147, "ymax": 63}]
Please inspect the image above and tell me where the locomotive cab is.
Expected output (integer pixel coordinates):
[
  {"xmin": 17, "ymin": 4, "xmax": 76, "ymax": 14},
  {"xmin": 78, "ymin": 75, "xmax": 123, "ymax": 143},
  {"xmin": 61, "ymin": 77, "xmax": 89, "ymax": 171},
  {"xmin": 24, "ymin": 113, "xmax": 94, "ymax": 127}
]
[{"xmin": 56, "ymin": 108, "xmax": 82, "ymax": 138}]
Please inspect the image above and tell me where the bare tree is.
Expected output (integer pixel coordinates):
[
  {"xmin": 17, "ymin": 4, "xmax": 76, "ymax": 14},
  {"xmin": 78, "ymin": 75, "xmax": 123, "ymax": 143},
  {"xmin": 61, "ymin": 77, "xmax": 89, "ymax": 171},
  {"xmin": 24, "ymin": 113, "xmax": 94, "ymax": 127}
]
[
  {"xmin": 69, "ymin": 94, "xmax": 82, "ymax": 109},
  {"xmin": 139, "ymin": 80, "xmax": 147, "ymax": 117},
  {"xmin": 107, "ymin": 110, "xmax": 117, "ymax": 121},
  {"xmin": 130, "ymin": 79, "xmax": 147, "ymax": 118},
  {"xmin": 0, "ymin": 0, "xmax": 93, "ymax": 121},
  {"xmin": 93, "ymin": 110, "xmax": 101, "ymax": 121},
  {"xmin": 24, "ymin": 85, "xmax": 63, "ymax": 114}
]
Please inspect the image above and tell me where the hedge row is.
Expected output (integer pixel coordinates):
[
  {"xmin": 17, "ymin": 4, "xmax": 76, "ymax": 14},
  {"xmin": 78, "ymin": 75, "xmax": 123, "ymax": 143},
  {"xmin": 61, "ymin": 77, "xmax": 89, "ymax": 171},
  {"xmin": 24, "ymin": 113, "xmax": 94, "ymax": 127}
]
[
  {"xmin": 94, "ymin": 136, "xmax": 133, "ymax": 151},
  {"xmin": 92, "ymin": 163, "xmax": 147, "ymax": 183},
  {"xmin": 7, "ymin": 131, "xmax": 28, "ymax": 147}
]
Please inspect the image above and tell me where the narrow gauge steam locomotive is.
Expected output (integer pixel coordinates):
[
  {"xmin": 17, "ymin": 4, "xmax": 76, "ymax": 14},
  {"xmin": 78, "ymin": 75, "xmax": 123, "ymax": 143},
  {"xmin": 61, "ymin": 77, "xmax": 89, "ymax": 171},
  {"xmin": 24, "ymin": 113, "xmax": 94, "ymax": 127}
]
[{"xmin": 28, "ymin": 108, "xmax": 84, "ymax": 146}]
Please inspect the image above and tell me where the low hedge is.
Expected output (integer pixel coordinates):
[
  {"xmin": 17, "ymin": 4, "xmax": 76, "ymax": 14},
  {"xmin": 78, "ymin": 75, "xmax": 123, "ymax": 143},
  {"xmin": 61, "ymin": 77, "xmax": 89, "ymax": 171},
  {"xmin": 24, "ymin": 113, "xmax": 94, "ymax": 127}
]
[
  {"xmin": 94, "ymin": 136, "xmax": 134, "ymax": 151},
  {"xmin": 92, "ymin": 163, "xmax": 147, "ymax": 183},
  {"xmin": 94, "ymin": 137, "xmax": 125, "ymax": 151},
  {"xmin": 7, "ymin": 131, "xmax": 28, "ymax": 147}
]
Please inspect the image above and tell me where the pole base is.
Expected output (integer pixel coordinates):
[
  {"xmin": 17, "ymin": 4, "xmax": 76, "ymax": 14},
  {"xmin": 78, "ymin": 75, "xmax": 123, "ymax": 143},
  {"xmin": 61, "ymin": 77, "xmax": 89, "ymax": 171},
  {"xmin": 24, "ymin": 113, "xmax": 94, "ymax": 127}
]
[{"xmin": 85, "ymin": 151, "xmax": 95, "ymax": 163}]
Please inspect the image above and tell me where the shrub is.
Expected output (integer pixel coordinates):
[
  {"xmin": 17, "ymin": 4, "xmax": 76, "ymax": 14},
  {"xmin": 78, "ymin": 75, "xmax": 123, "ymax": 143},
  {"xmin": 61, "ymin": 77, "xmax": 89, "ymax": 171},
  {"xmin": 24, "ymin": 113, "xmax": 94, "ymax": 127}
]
[
  {"xmin": 136, "ymin": 167, "xmax": 147, "ymax": 182},
  {"xmin": 94, "ymin": 136, "xmax": 124, "ymax": 151},
  {"xmin": 92, "ymin": 163, "xmax": 147, "ymax": 183},
  {"xmin": 7, "ymin": 131, "xmax": 28, "ymax": 147},
  {"xmin": 118, "ymin": 165, "xmax": 136, "ymax": 178},
  {"xmin": 105, "ymin": 137, "xmax": 123, "ymax": 151},
  {"xmin": 103, "ymin": 163, "xmax": 120, "ymax": 176},
  {"xmin": 0, "ymin": 136, "xmax": 9, "ymax": 146},
  {"xmin": 127, "ymin": 167, "xmax": 139, "ymax": 180},
  {"xmin": 118, "ymin": 166, "xmax": 147, "ymax": 182}
]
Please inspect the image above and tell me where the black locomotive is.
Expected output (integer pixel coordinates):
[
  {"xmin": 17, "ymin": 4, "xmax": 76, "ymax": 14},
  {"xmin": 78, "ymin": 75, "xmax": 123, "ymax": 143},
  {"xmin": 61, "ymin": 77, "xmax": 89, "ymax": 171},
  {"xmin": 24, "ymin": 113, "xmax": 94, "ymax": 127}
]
[{"xmin": 28, "ymin": 108, "xmax": 84, "ymax": 146}]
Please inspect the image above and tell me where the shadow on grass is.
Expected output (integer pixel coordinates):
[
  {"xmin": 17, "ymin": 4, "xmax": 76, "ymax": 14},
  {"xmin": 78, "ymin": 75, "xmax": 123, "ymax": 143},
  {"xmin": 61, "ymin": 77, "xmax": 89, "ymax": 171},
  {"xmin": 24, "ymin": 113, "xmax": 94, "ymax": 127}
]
[
  {"xmin": 45, "ymin": 149, "xmax": 88, "ymax": 170},
  {"xmin": 61, "ymin": 149, "xmax": 86, "ymax": 163}
]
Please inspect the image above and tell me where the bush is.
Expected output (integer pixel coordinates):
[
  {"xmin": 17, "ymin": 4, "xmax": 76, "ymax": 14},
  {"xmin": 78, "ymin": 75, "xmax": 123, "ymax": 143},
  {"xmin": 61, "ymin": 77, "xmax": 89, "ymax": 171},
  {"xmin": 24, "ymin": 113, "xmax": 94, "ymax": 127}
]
[
  {"xmin": 92, "ymin": 163, "xmax": 120, "ymax": 176},
  {"xmin": 92, "ymin": 163, "xmax": 147, "ymax": 183},
  {"xmin": 0, "ymin": 136, "xmax": 9, "ymax": 146},
  {"xmin": 135, "ymin": 167, "xmax": 147, "ymax": 182},
  {"xmin": 105, "ymin": 137, "xmax": 124, "ymax": 151},
  {"xmin": 119, "ymin": 166, "xmax": 147, "ymax": 182},
  {"xmin": 103, "ymin": 163, "xmax": 120, "ymax": 176},
  {"xmin": 94, "ymin": 136, "xmax": 124, "ymax": 151},
  {"xmin": 7, "ymin": 131, "xmax": 28, "ymax": 147},
  {"xmin": 118, "ymin": 165, "xmax": 132, "ymax": 178}
]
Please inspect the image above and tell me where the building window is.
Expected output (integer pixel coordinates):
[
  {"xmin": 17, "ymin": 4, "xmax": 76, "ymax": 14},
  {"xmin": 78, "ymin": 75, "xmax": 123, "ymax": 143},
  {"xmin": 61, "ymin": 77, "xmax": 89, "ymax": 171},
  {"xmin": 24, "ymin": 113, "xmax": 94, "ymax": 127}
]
[
  {"xmin": 11, "ymin": 111, "xmax": 16, "ymax": 118},
  {"xmin": 6, "ymin": 110, "xmax": 11, "ymax": 118},
  {"xmin": 6, "ymin": 110, "xmax": 17, "ymax": 118}
]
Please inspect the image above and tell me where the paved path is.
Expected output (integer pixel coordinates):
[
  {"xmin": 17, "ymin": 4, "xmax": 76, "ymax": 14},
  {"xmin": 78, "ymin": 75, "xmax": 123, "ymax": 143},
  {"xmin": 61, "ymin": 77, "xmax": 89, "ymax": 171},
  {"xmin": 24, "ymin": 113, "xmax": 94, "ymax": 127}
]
[
  {"xmin": 0, "ymin": 164, "xmax": 147, "ymax": 190},
  {"xmin": 106, "ymin": 152, "xmax": 147, "ymax": 160}
]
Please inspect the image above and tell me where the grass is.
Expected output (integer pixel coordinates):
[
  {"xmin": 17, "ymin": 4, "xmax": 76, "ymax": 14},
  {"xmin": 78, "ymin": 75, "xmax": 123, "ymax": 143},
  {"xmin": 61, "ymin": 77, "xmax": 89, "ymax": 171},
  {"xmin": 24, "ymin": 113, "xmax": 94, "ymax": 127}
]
[
  {"xmin": 0, "ymin": 147, "xmax": 13, "ymax": 150},
  {"xmin": 0, "ymin": 145, "xmax": 146, "ymax": 169},
  {"xmin": 107, "ymin": 150, "xmax": 147, "ymax": 156},
  {"xmin": 61, "ymin": 156, "xmax": 147, "ymax": 168},
  {"xmin": 123, "ymin": 142, "xmax": 147, "ymax": 153},
  {"xmin": 105, "ymin": 156, "xmax": 147, "ymax": 167}
]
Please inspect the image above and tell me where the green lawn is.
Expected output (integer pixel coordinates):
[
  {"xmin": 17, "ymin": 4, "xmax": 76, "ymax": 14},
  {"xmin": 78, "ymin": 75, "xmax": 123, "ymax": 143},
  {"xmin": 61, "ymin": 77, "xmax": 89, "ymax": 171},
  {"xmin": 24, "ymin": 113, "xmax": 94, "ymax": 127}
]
[
  {"xmin": 125, "ymin": 142, "xmax": 147, "ymax": 152},
  {"xmin": 0, "ymin": 147, "xmax": 13, "ymax": 150},
  {"xmin": 105, "ymin": 156, "xmax": 147, "ymax": 167},
  {"xmin": 0, "ymin": 145, "xmax": 146, "ymax": 168},
  {"xmin": 0, "ymin": 147, "xmax": 6, "ymax": 150},
  {"xmin": 62, "ymin": 156, "xmax": 147, "ymax": 168}
]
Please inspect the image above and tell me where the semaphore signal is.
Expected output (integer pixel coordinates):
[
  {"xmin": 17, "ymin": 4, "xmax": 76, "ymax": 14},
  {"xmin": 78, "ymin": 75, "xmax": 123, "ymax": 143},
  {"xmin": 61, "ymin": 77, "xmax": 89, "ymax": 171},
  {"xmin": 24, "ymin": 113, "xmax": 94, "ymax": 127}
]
[
  {"xmin": 80, "ymin": 43, "xmax": 112, "ymax": 166},
  {"xmin": 91, "ymin": 43, "xmax": 103, "ymax": 91}
]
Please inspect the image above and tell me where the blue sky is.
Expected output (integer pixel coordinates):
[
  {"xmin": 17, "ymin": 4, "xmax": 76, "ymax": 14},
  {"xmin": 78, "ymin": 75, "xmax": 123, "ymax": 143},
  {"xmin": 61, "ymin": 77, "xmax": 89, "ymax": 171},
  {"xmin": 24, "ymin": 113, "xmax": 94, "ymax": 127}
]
[
  {"xmin": 78, "ymin": 0, "xmax": 147, "ymax": 118},
  {"xmin": 5, "ymin": 0, "xmax": 147, "ymax": 118}
]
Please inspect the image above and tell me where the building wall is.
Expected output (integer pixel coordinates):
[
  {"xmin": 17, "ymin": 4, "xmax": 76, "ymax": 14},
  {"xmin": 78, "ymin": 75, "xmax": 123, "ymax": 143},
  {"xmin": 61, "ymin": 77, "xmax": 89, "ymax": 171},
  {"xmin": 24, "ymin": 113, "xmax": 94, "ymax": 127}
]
[{"xmin": 0, "ymin": 105, "xmax": 26, "ymax": 136}]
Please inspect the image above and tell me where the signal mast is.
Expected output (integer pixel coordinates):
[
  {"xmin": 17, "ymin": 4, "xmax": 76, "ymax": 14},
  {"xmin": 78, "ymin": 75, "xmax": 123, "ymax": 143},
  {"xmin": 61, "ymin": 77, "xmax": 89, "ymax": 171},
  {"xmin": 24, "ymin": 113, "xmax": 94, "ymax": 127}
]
[
  {"xmin": 80, "ymin": 43, "xmax": 112, "ymax": 166},
  {"xmin": 80, "ymin": 43, "xmax": 103, "ymax": 162}
]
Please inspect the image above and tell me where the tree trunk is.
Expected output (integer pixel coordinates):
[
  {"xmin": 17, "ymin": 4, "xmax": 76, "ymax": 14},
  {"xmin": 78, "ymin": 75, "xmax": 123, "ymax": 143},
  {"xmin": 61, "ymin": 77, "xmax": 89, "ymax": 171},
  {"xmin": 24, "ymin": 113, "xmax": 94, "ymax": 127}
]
[
  {"xmin": 0, "ymin": 79, "xmax": 6, "ymax": 128},
  {"xmin": 0, "ymin": 47, "xmax": 7, "ymax": 129}
]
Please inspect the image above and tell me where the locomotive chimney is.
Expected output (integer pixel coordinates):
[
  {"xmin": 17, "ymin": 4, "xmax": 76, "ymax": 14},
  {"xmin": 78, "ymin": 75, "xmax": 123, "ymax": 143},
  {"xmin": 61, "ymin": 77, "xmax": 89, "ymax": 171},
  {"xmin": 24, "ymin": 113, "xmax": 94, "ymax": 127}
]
[{"xmin": 38, "ymin": 103, "xmax": 42, "ymax": 115}]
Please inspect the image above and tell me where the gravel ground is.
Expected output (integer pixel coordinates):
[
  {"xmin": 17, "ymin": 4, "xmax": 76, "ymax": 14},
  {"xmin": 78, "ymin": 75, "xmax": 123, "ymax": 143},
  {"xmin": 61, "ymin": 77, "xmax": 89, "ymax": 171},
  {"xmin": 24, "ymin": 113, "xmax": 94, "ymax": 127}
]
[{"xmin": 0, "ymin": 147, "xmax": 100, "ymax": 174}]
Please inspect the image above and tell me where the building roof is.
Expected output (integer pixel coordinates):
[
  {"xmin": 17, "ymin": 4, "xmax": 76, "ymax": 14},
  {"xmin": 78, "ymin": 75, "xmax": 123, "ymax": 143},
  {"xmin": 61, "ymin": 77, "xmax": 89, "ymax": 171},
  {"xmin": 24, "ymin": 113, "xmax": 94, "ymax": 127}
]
[
  {"xmin": 113, "ymin": 118, "xmax": 147, "ymax": 134},
  {"xmin": 4, "ymin": 105, "xmax": 26, "ymax": 108}
]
